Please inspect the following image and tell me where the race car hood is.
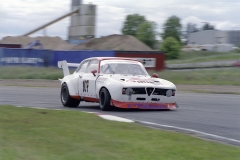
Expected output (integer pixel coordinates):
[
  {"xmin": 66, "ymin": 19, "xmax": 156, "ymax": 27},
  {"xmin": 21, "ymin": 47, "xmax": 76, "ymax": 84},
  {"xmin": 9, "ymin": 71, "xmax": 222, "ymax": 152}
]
[{"xmin": 107, "ymin": 74, "xmax": 176, "ymax": 89}]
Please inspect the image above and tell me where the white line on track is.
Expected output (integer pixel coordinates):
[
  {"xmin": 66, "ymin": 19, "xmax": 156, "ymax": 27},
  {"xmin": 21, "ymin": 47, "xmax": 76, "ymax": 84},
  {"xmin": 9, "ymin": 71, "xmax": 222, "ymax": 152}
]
[
  {"xmin": 82, "ymin": 111, "xmax": 134, "ymax": 122},
  {"xmin": 33, "ymin": 107, "xmax": 47, "ymax": 110},
  {"xmin": 138, "ymin": 121, "xmax": 240, "ymax": 144},
  {"xmin": 99, "ymin": 115, "xmax": 134, "ymax": 123}
]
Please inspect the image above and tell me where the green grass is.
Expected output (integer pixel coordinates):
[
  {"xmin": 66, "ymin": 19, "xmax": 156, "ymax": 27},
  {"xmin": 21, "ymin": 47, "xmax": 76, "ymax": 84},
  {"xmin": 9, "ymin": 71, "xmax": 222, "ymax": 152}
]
[
  {"xmin": 181, "ymin": 90, "xmax": 240, "ymax": 95},
  {"xmin": 0, "ymin": 105, "xmax": 240, "ymax": 160},
  {"xmin": 166, "ymin": 51, "xmax": 240, "ymax": 64},
  {"xmin": 1, "ymin": 66, "xmax": 240, "ymax": 86},
  {"xmin": 0, "ymin": 66, "xmax": 73, "ymax": 80},
  {"xmin": 150, "ymin": 68, "xmax": 240, "ymax": 86},
  {"xmin": 0, "ymin": 66, "xmax": 61, "ymax": 80}
]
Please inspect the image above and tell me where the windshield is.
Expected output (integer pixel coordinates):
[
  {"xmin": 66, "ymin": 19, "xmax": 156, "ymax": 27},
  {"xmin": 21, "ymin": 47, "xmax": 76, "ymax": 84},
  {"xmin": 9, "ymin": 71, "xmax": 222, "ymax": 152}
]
[{"xmin": 100, "ymin": 60, "xmax": 149, "ymax": 76}]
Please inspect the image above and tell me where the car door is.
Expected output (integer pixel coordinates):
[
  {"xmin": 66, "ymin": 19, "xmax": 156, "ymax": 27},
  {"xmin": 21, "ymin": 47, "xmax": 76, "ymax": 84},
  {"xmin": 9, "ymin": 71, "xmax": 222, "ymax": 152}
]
[
  {"xmin": 78, "ymin": 59, "xmax": 99, "ymax": 99},
  {"xmin": 76, "ymin": 60, "xmax": 89, "ymax": 97}
]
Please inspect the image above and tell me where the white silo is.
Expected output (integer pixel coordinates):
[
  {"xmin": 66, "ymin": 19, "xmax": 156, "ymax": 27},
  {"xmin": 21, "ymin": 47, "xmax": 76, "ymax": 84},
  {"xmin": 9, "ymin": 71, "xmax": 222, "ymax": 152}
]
[{"xmin": 68, "ymin": 0, "xmax": 96, "ymax": 44}]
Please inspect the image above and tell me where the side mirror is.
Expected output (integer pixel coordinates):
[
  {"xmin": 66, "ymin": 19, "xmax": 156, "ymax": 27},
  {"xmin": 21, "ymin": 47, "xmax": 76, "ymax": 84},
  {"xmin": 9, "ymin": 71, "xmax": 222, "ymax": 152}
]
[
  {"xmin": 91, "ymin": 70, "xmax": 97, "ymax": 76},
  {"xmin": 152, "ymin": 73, "xmax": 159, "ymax": 78}
]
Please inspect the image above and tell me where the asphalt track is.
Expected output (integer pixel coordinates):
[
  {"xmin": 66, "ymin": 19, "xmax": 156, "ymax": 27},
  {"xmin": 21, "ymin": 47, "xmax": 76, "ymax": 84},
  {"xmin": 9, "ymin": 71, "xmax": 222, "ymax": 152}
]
[{"xmin": 1, "ymin": 86, "xmax": 240, "ymax": 146}]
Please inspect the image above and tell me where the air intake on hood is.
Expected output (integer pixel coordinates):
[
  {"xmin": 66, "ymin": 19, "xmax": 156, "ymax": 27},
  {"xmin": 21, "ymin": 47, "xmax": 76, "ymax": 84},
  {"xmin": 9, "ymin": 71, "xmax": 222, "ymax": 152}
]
[{"xmin": 146, "ymin": 87, "xmax": 154, "ymax": 96}]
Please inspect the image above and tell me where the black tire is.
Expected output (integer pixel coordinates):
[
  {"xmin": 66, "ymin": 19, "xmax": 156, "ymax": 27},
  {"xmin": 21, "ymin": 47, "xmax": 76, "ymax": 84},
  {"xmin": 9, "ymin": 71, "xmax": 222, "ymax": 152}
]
[
  {"xmin": 61, "ymin": 83, "xmax": 80, "ymax": 107},
  {"xmin": 99, "ymin": 88, "xmax": 112, "ymax": 111}
]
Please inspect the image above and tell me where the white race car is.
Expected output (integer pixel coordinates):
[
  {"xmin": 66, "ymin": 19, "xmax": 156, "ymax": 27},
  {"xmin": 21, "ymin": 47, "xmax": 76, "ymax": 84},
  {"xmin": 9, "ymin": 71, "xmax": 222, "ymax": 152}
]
[{"xmin": 58, "ymin": 57, "xmax": 178, "ymax": 110}]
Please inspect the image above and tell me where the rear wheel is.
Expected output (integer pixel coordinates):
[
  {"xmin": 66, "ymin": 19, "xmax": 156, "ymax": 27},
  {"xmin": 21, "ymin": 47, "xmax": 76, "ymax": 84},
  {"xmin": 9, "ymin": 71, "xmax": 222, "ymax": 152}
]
[
  {"xmin": 61, "ymin": 83, "xmax": 80, "ymax": 107},
  {"xmin": 99, "ymin": 88, "xmax": 112, "ymax": 111}
]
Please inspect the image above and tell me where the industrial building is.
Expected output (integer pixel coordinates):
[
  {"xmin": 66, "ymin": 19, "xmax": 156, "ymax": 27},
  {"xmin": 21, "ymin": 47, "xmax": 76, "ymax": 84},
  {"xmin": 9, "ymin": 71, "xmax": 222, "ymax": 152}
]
[{"xmin": 187, "ymin": 30, "xmax": 240, "ymax": 52}]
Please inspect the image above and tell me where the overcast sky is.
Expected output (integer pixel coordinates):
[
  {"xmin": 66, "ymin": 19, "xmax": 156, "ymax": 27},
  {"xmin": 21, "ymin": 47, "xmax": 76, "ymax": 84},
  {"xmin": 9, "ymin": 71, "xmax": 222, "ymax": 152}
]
[{"xmin": 0, "ymin": 0, "xmax": 240, "ymax": 40}]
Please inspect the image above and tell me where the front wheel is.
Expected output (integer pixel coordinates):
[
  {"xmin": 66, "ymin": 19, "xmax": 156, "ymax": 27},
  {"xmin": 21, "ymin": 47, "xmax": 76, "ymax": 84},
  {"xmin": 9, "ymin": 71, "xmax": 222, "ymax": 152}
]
[
  {"xmin": 61, "ymin": 83, "xmax": 80, "ymax": 107},
  {"xmin": 99, "ymin": 88, "xmax": 112, "ymax": 111}
]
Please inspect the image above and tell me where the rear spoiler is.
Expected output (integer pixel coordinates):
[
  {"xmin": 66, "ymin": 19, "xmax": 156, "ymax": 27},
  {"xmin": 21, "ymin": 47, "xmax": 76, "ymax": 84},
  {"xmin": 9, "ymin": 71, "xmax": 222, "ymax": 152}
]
[{"xmin": 58, "ymin": 60, "xmax": 79, "ymax": 77}]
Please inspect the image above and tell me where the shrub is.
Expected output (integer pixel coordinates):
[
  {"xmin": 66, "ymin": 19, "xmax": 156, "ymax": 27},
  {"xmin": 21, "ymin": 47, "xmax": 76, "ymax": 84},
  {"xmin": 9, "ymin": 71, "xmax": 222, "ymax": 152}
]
[{"xmin": 160, "ymin": 37, "xmax": 180, "ymax": 59}]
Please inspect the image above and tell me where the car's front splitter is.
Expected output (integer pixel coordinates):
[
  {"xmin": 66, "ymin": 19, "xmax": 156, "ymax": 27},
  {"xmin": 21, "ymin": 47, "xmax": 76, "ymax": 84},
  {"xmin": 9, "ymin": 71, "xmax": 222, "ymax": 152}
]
[{"xmin": 111, "ymin": 100, "xmax": 178, "ymax": 110}]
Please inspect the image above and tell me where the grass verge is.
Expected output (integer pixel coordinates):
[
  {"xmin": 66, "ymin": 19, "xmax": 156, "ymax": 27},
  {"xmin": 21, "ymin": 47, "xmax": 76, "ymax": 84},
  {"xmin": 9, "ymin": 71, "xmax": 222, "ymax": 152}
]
[
  {"xmin": 0, "ymin": 105, "xmax": 240, "ymax": 160},
  {"xmin": 151, "ymin": 68, "xmax": 240, "ymax": 86},
  {"xmin": 166, "ymin": 51, "xmax": 240, "ymax": 64},
  {"xmin": 180, "ymin": 90, "xmax": 240, "ymax": 95},
  {"xmin": 0, "ymin": 66, "xmax": 63, "ymax": 80},
  {"xmin": 1, "ymin": 66, "xmax": 240, "ymax": 86}
]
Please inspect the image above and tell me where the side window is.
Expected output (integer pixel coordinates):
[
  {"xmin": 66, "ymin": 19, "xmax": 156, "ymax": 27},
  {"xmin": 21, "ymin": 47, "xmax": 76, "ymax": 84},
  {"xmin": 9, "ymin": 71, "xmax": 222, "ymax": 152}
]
[
  {"xmin": 86, "ymin": 60, "xmax": 99, "ymax": 73},
  {"xmin": 76, "ymin": 60, "xmax": 89, "ymax": 73}
]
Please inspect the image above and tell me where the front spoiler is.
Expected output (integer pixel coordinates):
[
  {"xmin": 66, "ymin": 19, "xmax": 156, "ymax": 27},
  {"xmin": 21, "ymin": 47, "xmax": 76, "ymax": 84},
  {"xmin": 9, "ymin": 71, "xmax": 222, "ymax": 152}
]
[{"xmin": 111, "ymin": 100, "xmax": 178, "ymax": 110}]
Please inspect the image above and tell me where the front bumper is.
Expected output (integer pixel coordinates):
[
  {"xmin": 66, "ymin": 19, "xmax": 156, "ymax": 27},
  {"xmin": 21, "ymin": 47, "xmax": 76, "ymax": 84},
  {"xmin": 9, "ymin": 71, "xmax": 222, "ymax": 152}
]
[{"xmin": 111, "ymin": 99, "xmax": 178, "ymax": 110}]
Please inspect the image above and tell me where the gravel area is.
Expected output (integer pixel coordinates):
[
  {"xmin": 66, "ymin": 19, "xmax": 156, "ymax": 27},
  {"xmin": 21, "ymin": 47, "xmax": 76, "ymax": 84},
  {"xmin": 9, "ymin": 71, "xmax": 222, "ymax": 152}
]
[{"xmin": 1, "ymin": 79, "xmax": 240, "ymax": 94}]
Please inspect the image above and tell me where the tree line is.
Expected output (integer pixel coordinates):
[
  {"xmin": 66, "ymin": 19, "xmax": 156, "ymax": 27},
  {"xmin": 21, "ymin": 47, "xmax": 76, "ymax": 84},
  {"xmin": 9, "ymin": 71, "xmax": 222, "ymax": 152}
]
[{"xmin": 121, "ymin": 14, "xmax": 215, "ymax": 59}]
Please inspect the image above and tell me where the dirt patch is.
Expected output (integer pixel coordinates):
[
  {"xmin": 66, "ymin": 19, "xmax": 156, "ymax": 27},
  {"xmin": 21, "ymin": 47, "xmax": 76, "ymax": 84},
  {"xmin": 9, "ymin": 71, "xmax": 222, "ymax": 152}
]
[
  {"xmin": 72, "ymin": 34, "xmax": 154, "ymax": 51},
  {"xmin": 0, "ymin": 34, "xmax": 153, "ymax": 51},
  {"xmin": 0, "ymin": 36, "xmax": 76, "ymax": 50}
]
